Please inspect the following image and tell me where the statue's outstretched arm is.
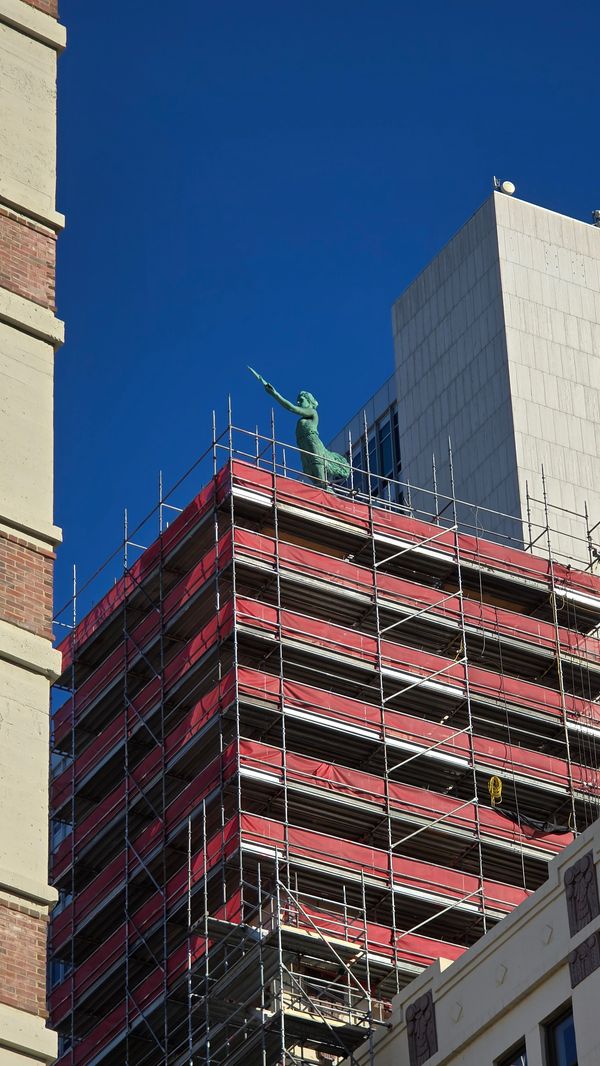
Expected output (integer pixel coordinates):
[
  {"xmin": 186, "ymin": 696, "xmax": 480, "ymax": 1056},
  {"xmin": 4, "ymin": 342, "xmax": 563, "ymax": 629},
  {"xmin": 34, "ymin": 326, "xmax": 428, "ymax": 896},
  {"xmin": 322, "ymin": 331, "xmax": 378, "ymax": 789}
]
[
  {"xmin": 267, "ymin": 386, "xmax": 306, "ymax": 416},
  {"xmin": 248, "ymin": 366, "xmax": 308, "ymax": 416}
]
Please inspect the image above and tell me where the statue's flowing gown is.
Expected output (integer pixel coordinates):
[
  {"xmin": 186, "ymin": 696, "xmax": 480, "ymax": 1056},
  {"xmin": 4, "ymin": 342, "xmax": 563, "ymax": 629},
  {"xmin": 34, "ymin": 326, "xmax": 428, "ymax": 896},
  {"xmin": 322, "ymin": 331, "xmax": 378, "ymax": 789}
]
[{"xmin": 296, "ymin": 414, "xmax": 350, "ymax": 482}]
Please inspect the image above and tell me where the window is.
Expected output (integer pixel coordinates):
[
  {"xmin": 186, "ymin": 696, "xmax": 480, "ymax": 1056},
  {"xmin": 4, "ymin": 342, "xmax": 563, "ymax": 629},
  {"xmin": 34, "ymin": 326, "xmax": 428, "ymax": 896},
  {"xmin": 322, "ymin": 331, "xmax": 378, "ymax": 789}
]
[
  {"xmin": 392, "ymin": 408, "xmax": 401, "ymax": 473},
  {"xmin": 377, "ymin": 415, "xmax": 393, "ymax": 479},
  {"xmin": 546, "ymin": 1008, "xmax": 578, "ymax": 1066},
  {"xmin": 498, "ymin": 1044, "xmax": 527, "ymax": 1066},
  {"xmin": 346, "ymin": 403, "xmax": 402, "ymax": 501}
]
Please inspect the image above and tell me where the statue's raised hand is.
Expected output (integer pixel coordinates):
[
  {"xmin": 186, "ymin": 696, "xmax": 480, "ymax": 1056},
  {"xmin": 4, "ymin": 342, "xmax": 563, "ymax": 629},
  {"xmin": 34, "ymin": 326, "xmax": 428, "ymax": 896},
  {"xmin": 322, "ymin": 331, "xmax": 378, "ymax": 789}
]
[
  {"xmin": 248, "ymin": 366, "xmax": 277, "ymax": 396},
  {"xmin": 248, "ymin": 366, "xmax": 267, "ymax": 387}
]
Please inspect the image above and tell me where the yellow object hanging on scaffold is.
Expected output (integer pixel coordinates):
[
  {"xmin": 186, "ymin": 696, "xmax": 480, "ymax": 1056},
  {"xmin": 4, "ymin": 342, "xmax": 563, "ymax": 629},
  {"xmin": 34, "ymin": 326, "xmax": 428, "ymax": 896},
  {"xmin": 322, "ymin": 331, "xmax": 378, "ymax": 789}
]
[{"xmin": 488, "ymin": 776, "xmax": 502, "ymax": 807}]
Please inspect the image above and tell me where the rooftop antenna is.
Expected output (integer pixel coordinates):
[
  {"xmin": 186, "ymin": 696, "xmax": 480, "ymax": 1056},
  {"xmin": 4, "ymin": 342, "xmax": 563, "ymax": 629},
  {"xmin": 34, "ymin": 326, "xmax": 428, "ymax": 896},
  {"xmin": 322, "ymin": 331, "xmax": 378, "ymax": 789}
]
[{"xmin": 493, "ymin": 176, "xmax": 516, "ymax": 196}]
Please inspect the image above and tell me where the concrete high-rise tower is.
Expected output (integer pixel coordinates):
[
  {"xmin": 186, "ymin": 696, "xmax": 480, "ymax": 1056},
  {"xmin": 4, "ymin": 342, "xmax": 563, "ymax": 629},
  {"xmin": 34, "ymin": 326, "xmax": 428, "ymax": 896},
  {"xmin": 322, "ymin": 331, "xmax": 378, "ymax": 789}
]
[
  {"xmin": 0, "ymin": 1, "xmax": 65, "ymax": 1062},
  {"xmin": 331, "ymin": 191, "xmax": 600, "ymax": 566}
]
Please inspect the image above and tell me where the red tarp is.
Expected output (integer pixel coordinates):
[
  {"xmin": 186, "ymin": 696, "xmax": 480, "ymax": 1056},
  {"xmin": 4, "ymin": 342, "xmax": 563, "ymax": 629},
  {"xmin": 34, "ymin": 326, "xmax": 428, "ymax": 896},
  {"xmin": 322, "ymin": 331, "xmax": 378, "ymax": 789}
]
[
  {"xmin": 53, "ymin": 599, "xmax": 234, "ymax": 750},
  {"xmin": 234, "ymin": 526, "xmax": 600, "ymax": 664},
  {"xmin": 240, "ymin": 813, "xmax": 528, "ymax": 913},
  {"xmin": 238, "ymin": 739, "xmax": 572, "ymax": 854},
  {"xmin": 58, "ymin": 467, "xmax": 232, "ymax": 672},
  {"xmin": 58, "ymin": 460, "xmax": 600, "ymax": 680},
  {"xmin": 54, "ymin": 535, "xmax": 232, "ymax": 738},
  {"xmin": 57, "ymin": 794, "xmax": 523, "ymax": 1065},
  {"xmin": 53, "ymin": 666, "xmax": 599, "ymax": 840},
  {"xmin": 231, "ymin": 461, "xmax": 600, "ymax": 601},
  {"xmin": 52, "ymin": 674, "xmax": 236, "ymax": 874},
  {"xmin": 52, "ymin": 757, "xmax": 238, "ymax": 950},
  {"xmin": 237, "ymin": 667, "xmax": 598, "ymax": 795},
  {"xmin": 237, "ymin": 596, "xmax": 600, "ymax": 726}
]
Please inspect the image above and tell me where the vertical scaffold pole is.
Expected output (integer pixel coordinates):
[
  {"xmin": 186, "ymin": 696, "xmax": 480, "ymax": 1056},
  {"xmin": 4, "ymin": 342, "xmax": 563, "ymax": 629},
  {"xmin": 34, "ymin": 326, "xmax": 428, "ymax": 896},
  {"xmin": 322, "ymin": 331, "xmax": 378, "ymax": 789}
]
[
  {"xmin": 187, "ymin": 815, "xmax": 193, "ymax": 1064},
  {"xmin": 69, "ymin": 564, "xmax": 77, "ymax": 1065},
  {"xmin": 542, "ymin": 466, "xmax": 578, "ymax": 833},
  {"xmin": 363, "ymin": 412, "xmax": 400, "ymax": 998},
  {"xmin": 274, "ymin": 849, "xmax": 286, "ymax": 1065},
  {"xmin": 257, "ymin": 863, "xmax": 267, "ymax": 1066},
  {"xmin": 448, "ymin": 440, "xmax": 487, "ymax": 934},
  {"xmin": 525, "ymin": 479, "xmax": 533, "ymax": 552},
  {"xmin": 584, "ymin": 500, "xmax": 594, "ymax": 572},
  {"xmin": 123, "ymin": 509, "xmax": 131, "ymax": 1064},
  {"xmin": 159, "ymin": 486, "xmax": 169, "ymax": 1059},
  {"xmin": 203, "ymin": 800, "xmax": 211, "ymax": 1066},
  {"xmin": 361, "ymin": 871, "xmax": 375, "ymax": 1066},
  {"xmin": 228, "ymin": 395, "xmax": 245, "ymax": 922},
  {"xmin": 212, "ymin": 409, "xmax": 217, "ymax": 477},
  {"xmin": 271, "ymin": 405, "xmax": 291, "ymax": 895}
]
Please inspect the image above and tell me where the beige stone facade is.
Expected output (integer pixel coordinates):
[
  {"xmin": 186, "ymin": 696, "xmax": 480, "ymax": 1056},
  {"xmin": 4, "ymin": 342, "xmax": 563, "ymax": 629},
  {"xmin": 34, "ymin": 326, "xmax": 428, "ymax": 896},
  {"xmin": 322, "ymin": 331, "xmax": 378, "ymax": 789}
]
[
  {"xmin": 390, "ymin": 192, "xmax": 600, "ymax": 567},
  {"xmin": 349, "ymin": 818, "xmax": 600, "ymax": 1066},
  {"xmin": 0, "ymin": 0, "xmax": 64, "ymax": 1061}
]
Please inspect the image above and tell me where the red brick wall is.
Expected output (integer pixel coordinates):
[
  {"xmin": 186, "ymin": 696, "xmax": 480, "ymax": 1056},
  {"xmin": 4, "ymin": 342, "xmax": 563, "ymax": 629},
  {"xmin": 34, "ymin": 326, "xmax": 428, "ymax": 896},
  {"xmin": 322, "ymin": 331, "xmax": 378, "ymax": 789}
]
[
  {"xmin": 0, "ymin": 533, "xmax": 54, "ymax": 641},
  {"xmin": 0, "ymin": 899, "xmax": 49, "ymax": 1018},
  {"xmin": 21, "ymin": 0, "xmax": 58, "ymax": 16},
  {"xmin": 0, "ymin": 209, "xmax": 56, "ymax": 311}
]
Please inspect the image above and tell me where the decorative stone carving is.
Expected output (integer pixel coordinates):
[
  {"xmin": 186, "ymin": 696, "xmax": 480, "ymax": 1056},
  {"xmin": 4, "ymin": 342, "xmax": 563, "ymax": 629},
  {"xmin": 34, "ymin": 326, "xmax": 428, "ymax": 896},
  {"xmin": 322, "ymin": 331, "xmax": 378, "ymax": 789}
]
[
  {"xmin": 564, "ymin": 851, "xmax": 600, "ymax": 935},
  {"xmin": 569, "ymin": 931, "xmax": 600, "ymax": 988},
  {"xmin": 406, "ymin": 990, "xmax": 438, "ymax": 1066}
]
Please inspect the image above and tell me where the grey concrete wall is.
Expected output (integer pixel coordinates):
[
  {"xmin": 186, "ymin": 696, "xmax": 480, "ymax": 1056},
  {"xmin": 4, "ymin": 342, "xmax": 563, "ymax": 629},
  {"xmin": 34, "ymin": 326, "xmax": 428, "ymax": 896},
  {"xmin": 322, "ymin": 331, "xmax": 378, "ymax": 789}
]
[
  {"xmin": 389, "ymin": 192, "xmax": 600, "ymax": 565},
  {"xmin": 391, "ymin": 195, "xmax": 523, "ymax": 546},
  {"xmin": 496, "ymin": 193, "xmax": 600, "ymax": 566}
]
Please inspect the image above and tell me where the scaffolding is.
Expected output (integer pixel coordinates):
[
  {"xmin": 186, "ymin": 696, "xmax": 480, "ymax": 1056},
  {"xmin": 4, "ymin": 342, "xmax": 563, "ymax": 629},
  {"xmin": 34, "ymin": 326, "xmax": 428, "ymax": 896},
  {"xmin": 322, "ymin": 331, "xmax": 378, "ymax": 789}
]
[{"xmin": 48, "ymin": 408, "xmax": 600, "ymax": 1065}]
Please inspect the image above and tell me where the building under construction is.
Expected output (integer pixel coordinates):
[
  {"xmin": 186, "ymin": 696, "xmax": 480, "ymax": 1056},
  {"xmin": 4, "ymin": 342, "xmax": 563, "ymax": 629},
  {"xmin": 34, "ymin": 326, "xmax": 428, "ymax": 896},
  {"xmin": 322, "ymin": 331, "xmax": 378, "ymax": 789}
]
[{"xmin": 48, "ymin": 421, "xmax": 600, "ymax": 1066}]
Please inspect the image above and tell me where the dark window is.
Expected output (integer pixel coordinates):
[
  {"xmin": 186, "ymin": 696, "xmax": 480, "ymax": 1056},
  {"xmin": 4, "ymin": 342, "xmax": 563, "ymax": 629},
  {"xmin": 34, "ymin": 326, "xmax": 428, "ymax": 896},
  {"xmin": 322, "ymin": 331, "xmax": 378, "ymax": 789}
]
[
  {"xmin": 392, "ymin": 408, "xmax": 401, "ymax": 473},
  {"xmin": 348, "ymin": 402, "xmax": 401, "ymax": 499},
  {"xmin": 367, "ymin": 431, "xmax": 378, "ymax": 495},
  {"xmin": 498, "ymin": 1044, "xmax": 527, "ymax": 1066},
  {"xmin": 351, "ymin": 443, "xmax": 366, "ymax": 493},
  {"xmin": 546, "ymin": 1008, "xmax": 578, "ymax": 1066},
  {"xmin": 377, "ymin": 415, "xmax": 393, "ymax": 479}
]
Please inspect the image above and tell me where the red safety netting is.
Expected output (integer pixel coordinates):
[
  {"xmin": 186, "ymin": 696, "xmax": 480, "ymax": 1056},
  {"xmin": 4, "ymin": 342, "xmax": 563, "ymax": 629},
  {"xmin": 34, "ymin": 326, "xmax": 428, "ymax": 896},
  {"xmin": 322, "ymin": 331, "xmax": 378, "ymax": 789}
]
[
  {"xmin": 231, "ymin": 461, "xmax": 600, "ymax": 600},
  {"xmin": 281, "ymin": 897, "xmax": 465, "ymax": 970},
  {"xmin": 53, "ymin": 664, "xmax": 599, "ymax": 840},
  {"xmin": 57, "ymin": 459, "xmax": 600, "ymax": 680},
  {"xmin": 237, "ymin": 667, "xmax": 597, "ymax": 795},
  {"xmin": 239, "ymin": 813, "xmax": 528, "ymax": 913},
  {"xmin": 237, "ymin": 596, "xmax": 600, "ymax": 726},
  {"xmin": 234, "ymin": 526, "xmax": 600, "ymax": 664},
  {"xmin": 52, "ymin": 761, "xmax": 239, "ymax": 951},
  {"xmin": 58, "ymin": 466, "xmax": 232, "ymax": 672},
  {"xmin": 52, "ymin": 676, "xmax": 235, "ymax": 872},
  {"xmin": 238, "ymin": 739, "xmax": 572, "ymax": 854},
  {"xmin": 53, "ymin": 599, "xmax": 234, "ymax": 750}
]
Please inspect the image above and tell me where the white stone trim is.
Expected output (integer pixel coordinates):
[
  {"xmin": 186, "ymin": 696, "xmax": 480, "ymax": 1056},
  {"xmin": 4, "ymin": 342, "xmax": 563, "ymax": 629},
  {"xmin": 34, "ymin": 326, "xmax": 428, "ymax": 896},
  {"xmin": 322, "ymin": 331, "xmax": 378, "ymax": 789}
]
[
  {"xmin": 0, "ymin": 285, "xmax": 64, "ymax": 346},
  {"xmin": 0, "ymin": 1000, "xmax": 58, "ymax": 1063},
  {"xmin": 0, "ymin": 0, "xmax": 66, "ymax": 51},
  {"xmin": 0, "ymin": 513, "xmax": 63, "ymax": 550},
  {"xmin": 0, "ymin": 618, "xmax": 62, "ymax": 680},
  {"xmin": 0, "ymin": 180, "xmax": 65, "ymax": 232},
  {"xmin": 0, "ymin": 866, "xmax": 58, "ymax": 907}
]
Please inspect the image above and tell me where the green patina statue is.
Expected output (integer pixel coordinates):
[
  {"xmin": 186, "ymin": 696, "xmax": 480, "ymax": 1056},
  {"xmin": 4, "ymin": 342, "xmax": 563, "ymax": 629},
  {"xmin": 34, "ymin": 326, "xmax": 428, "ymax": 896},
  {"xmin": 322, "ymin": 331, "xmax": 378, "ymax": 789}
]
[{"xmin": 249, "ymin": 367, "xmax": 350, "ymax": 487}]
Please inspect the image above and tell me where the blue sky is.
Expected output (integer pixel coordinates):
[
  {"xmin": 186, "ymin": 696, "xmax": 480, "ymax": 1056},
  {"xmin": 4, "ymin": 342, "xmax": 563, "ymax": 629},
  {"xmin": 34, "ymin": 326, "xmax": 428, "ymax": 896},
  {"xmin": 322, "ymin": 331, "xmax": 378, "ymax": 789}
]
[{"xmin": 55, "ymin": 0, "xmax": 598, "ymax": 620}]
